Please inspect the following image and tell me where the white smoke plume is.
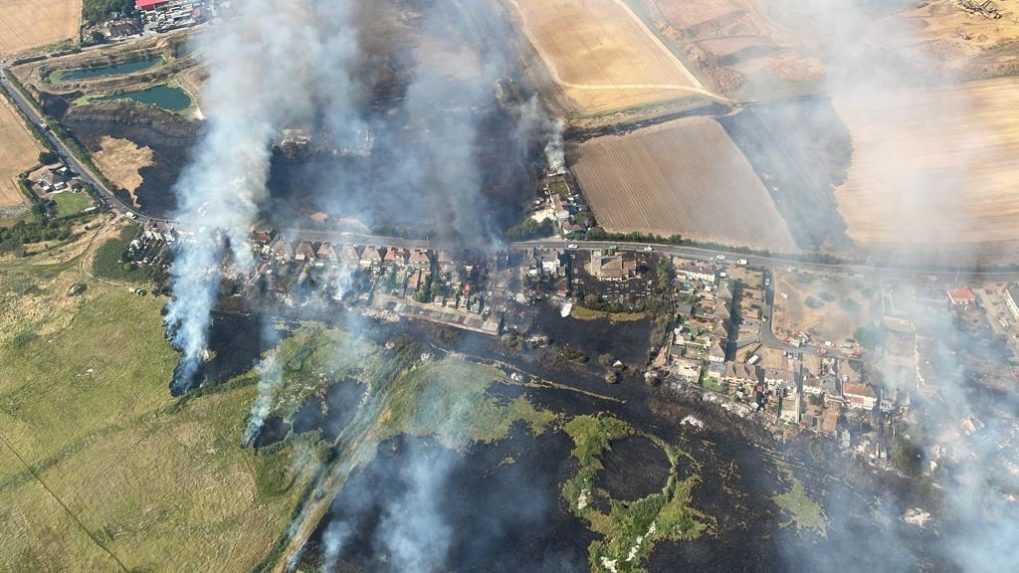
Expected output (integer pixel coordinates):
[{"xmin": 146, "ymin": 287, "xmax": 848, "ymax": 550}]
[
  {"xmin": 165, "ymin": 0, "xmax": 356, "ymax": 392},
  {"xmin": 544, "ymin": 117, "xmax": 565, "ymax": 175},
  {"xmin": 243, "ymin": 342, "xmax": 283, "ymax": 446},
  {"xmin": 758, "ymin": 1, "xmax": 1019, "ymax": 571},
  {"xmin": 320, "ymin": 519, "xmax": 353, "ymax": 573},
  {"xmin": 375, "ymin": 444, "xmax": 455, "ymax": 573}
]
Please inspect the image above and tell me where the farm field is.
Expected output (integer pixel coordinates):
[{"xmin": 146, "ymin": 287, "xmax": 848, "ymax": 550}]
[
  {"xmin": 834, "ymin": 76, "xmax": 1019, "ymax": 245},
  {"xmin": 897, "ymin": 0, "xmax": 1019, "ymax": 78},
  {"xmin": 507, "ymin": 0, "xmax": 711, "ymax": 114},
  {"xmin": 632, "ymin": 0, "xmax": 822, "ymax": 97},
  {"xmin": 0, "ymin": 0, "xmax": 81, "ymax": 56},
  {"xmin": 573, "ymin": 116, "xmax": 798, "ymax": 252},
  {"xmin": 771, "ymin": 270, "xmax": 880, "ymax": 344},
  {"xmin": 0, "ymin": 95, "xmax": 41, "ymax": 214}
]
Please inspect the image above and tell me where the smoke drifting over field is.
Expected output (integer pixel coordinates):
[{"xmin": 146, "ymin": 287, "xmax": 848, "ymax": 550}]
[{"xmin": 763, "ymin": 2, "xmax": 1019, "ymax": 571}]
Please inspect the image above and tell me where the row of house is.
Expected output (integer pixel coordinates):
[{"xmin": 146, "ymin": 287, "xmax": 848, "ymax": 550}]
[{"xmin": 254, "ymin": 230, "xmax": 455, "ymax": 274}]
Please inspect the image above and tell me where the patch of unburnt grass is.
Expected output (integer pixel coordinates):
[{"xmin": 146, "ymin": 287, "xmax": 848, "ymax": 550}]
[
  {"xmin": 772, "ymin": 476, "xmax": 827, "ymax": 536},
  {"xmin": 562, "ymin": 414, "xmax": 715, "ymax": 573}
]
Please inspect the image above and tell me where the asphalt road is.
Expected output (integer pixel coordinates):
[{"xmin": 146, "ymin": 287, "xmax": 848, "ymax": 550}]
[
  {"xmin": 0, "ymin": 62, "xmax": 167, "ymax": 224},
  {"xmin": 516, "ymin": 239, "xmax": 1019, "ymax": 281},
  {"xmin": 6, "ymin": 61, "xmax": 1019, "ymax": 281}
]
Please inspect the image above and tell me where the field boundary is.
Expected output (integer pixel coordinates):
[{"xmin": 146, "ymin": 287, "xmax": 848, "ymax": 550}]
[{"xmin": 0, "ymin": 431, "xmax": 129, "ymax": 571}]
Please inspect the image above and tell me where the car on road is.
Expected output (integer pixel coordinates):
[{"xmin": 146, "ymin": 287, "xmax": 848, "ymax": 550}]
[
  {"xmin": 715, "ymin": 255, "xmax": 726, "ymax": 261},
  {"xmin": 567, "ymin": 243, "xmax": 578, "ymax": 250},
  {"xmin": 642, "ymin": 246, "xmax": 653, "ymax": 252}
]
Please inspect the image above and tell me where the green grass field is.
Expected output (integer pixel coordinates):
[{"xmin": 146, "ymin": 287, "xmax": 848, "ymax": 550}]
[
  {"xmin": 572, "ymin": 306, "xmax": 646, "ymax": 323},
  {"xmin": 50, "ymin": 192, "xmax": 93, "ymax": 219},
  {"xmin": 92, "ymin": 224, "xmax": 150, "ymax": 283},
  {"xmin": 772, "ymin": 478, "xmax": 827, "ymax": 535},
  {"xmin": 0, "ymin": 242, "xmax": 313, "ymax": 572}
]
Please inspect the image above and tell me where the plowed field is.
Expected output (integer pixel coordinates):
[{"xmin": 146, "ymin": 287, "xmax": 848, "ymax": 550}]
[
  {"xmin": 574, "ymin": 116, "xmax": 797, "ymax": 252},
  {"xmin": 508, "ymin": 0, "xmax": 715, "ymax": 114},
  {"xmin": 835, "ymin": 77, "xmax": 1019, "ymax": 245}
]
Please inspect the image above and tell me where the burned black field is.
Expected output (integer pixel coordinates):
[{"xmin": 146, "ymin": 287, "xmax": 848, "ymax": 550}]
[{"xmin": 172, "ymin": 300, "xmax": 953, "ymax": 573}]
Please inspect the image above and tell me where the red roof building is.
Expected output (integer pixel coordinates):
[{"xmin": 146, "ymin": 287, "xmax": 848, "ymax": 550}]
[
  {"xmin": 136, "ymin": 0, "xmax": 169, "ymax": 10},
  {"xmin": 947, "ymin": 287, "xmax": 976, "ymax": 306}
]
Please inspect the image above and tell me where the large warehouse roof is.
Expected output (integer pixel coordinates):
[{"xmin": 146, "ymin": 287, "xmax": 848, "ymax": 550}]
[{"xmin": 136, "ymin": 0, "xmax": 170, "ymax": 10}]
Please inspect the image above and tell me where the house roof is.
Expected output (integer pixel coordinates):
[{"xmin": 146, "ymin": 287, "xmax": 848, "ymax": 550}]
[
  {"xmin": 723, "ymin": 361, "xmax": 758, "ymax": 381},
  {"xmin": 595, "ymin": 255, "xmax": 624, "ymax": 279},
  {"xmin": 270, "ymin": 239, "xmax": 292, "ymax": 257},
  {"xmin": 844, "ymin": 383, "xmax": 876, "ymax": 398},
  {"xmin": 409, "ymin": 250, "xmax": 430, "ymax": 265},
  {"xmin": 295, "ymin": 241, "xmax": 316, "ymax": 258},
  {"xmin": 136, "ymin": 0, "xmax": 168, "ymax": 8},
  {"xmin": 946, "ymin": 287, "xmax": 976, "ymax": 305},
  {"xmin": 384, "ymin": 247, "xmax": 406, "ymax": 262},
  {"xmin": 339, "ymin": 245, "xmax": 360, "ymax": 262},
  {"xmin": 316, "ymin": 242, "xmax": 337, "ymax": 259}
]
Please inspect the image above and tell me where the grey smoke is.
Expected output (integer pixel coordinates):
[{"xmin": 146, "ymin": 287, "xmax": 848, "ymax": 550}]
[
  {"xmin": 244, "ymin": 330, "xmax": 283, "ymax": 445},
  {"xmin": 165, "ymin": 0, "xmax": 327, "ymax": 391},
  {"xmin": 321, "ymin": 519, "xmax": 353, "ymax": 573},
  {"xmin": 544, "ymin": 116, "xmax": 566, "ymax": 175},
  {"xmin": 758, "ymin": 1, "xmax": 1019, "ymax": 571}
]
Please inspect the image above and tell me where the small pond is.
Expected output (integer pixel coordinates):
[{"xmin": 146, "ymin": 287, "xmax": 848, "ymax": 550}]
[{"xmin": 55, "ymin": 56, "xmax": 163, "ymax": 82}]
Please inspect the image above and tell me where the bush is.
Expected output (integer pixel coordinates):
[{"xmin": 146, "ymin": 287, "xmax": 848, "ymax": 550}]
[
  {"xmin": 0, "ymin": 220, "xmax": 71, "ymax": 253},
  {"xmin": 83, "ymin": 0, "xmax": 135, "ymax": 24},
  {"xmin": 38, "ymin": 151, "xmax": 58, "ymax": 164},
  {"xmin": 504, "ymin": 218, "xmax": 555, "ymax": 241}
]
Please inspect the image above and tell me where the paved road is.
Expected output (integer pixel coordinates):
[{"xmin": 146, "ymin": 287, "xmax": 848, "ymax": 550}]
[
  {"xmin": 516, "ymin": 239, "xmax": 1019, "ymax": 281},
  {"xmin": 0, "ymin": 62, "xmax": 165, "ymax": 224},
  {"xmin": 6, "ymin": 60, "xmax": 1019, "ymax": 281}
]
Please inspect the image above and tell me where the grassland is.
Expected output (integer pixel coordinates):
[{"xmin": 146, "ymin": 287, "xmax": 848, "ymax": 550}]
[
  {"xmin": 508, "ymin": 0, "xmax": 709, "ymax": 115},
  {"xmin": 574, "ymin": 116, "xmax": 798, "ymax": 252},
  {"xmin": 772, "ymin": 478, "xmax": 827, "ymax": 535},
  {"xmin": 771, "ymin": 270, "xmax": 879, "ymax": 343},
  {"xmin": 0, "ymin": 231, "xmax": 314, "ymax": 571},
  {"xmin": 834, "ymin": 77, "xmax": 1019, "ymax": 245},
  {"xmin": 0, "ymin": 0, "xmax": 81, "ymax": 57},
  {"xmin": 263, "ymin": 332, "xmax": 560, "ymax": 571},
  {"xmin": 91, "ymin": 223, "xmax": 150, "ymax": 282},
  {"xmin": 51, "ymin": 192, "xmax": 93, "ymax": 218},
  {"xmin": 572, "ymin": 306, "xmax": 647, "ymax": 323},
  {"xmin": 562, "ymin": 414, "xmax": 713, "ymax": 573},
  {"xmin": 0, "ymin": 95, "xmax": 41, "ymax": 213},
  {"xmin": 92, "ymin": 136, "xmax": 154, "ymax": 207}
]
